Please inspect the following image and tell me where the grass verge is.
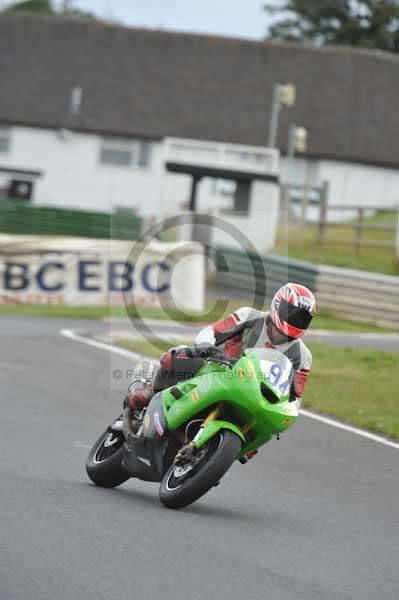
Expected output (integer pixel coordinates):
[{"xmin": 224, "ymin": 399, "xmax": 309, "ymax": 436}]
[
  {"xmin": 310, "ymin": 310, "xmax": 391, "ymax": 333},
  {"xmin": 0, "ymin": 302, "xmax": 239, "ymax": 322},
  {"xmin": 115, "ymin": 338, "xmax": 399, "ymax": 440},
  {"xmin": 305, "ymin": 343, "xmax": 399, "ymax": 440},
  {"xmin": 115, "ymin": 338, "xmax": 189, "ymax": 358},
  {"xmin": 0, "ymin": 303, "xmax": 393, "ymax": 332}
]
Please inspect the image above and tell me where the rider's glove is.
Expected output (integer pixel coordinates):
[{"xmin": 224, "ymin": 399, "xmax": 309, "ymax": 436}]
[
  {"xmin": 194, "ymin": 342, "xmax": 219, "ymax": 358},
  {"xmin": 126, "ymin": 386, "xmax": 154, "ymax": 411}
]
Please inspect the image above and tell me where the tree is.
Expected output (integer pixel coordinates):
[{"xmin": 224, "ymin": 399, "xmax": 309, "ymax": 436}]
[
  {"xmin": 264, "ymin": 0, "xmax": 399, "ymax": 52},
  {"xmin": 5, "ymin": 0, "xmax": 53, "ymax": 12},
  {"xmin": 3, "ymin": 0, "xmax": 96, "ymax": 19}
]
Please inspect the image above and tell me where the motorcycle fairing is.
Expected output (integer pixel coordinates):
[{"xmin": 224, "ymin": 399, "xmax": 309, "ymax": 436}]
[
  {"xmin": 142, "ymin": 392, "xmax": 176, "ymax": 480},
  {"xmin": 121, "ymin": 393, "xmax": 168, "ymax": 482},
  {"xmin": 122, "ymin": 393, "xmax": 178, "ymax": 482},
  {"xmin": 122, "ymin": 434, "xmax": 159, "ymax": 483}
]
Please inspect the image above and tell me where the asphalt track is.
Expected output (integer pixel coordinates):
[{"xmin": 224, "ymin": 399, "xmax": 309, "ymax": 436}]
[{"xmin": 1, "ymin": 316, "xmax": 398, "ymax": 600}]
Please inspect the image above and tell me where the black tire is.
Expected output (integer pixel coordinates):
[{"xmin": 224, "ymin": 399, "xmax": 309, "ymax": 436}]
[
  {"xmin": 159, "ymin": 429, "xmax": 241, "ymax": 509},
  {"xmin": 86, "ymin": 429, "xmax": 129, "ymax": 488}
]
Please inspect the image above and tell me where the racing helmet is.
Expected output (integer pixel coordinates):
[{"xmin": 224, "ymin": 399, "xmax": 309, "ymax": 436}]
[{"xmin": 270, "ymin": 283, "xmax": 316, "ymax": 339}]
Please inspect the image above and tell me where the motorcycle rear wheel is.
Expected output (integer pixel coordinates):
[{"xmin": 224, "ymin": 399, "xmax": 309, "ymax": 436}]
[
  {"xmin": 159, "ymin": 429, "xmax": 241, "ymax": 509},
  {"xmin": 86, "ymin": 428, "xmax": 129, "ymax": 488}
]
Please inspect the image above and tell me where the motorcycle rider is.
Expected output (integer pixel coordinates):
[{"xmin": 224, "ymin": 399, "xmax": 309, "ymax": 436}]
[{"xmin": 126, "ymin": 283, "xmax": 316, "ymax": 411}]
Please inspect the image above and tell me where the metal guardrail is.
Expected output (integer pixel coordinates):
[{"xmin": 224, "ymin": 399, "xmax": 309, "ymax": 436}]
[
  {"xmin": 215, "ymin": 246, "xmax": 318, "ymax": 302},
  {"xmin": 215, "ymin": 246, "xmax": 399, "ymax": 327},
  {"xmin": 315, "ymin": 265, "xmax": 399, "ymax": 326},
  {"xmin": 0, "ymin": 199, "xmax": 142, "ymax": 241}
]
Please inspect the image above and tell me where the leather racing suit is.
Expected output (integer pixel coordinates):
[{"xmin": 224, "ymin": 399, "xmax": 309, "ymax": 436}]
[
  {"xmin": 195, "ymin": 306, "xmax": 312, "ymax": 405},
  {"xmin": 127, "ymin": 306, "xmax": 312, "ymax": 411}
]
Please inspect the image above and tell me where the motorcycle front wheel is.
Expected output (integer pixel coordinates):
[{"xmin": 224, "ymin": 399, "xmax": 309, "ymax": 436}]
[
  {"xmin": 86, "ymin": 428, "xmax": 129, "ymax": 488},
  {"xmin": 159, "ymin": 429, "xmax": 241, "ymax": 509}
]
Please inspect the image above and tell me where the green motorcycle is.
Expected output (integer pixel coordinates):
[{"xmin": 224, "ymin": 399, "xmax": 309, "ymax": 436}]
[{"xmin": 86, "ymin": 347, "xmax": 298, "ymax": 509}]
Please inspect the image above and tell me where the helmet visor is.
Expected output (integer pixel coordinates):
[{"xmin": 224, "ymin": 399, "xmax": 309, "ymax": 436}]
[{"xmin": 278, "ymin": 298, "xmax": 314, "ymax": 330}]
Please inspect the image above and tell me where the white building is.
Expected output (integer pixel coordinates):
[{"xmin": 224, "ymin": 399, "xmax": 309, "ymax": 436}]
[
  {"xmin": 1, "ymin": 13, "xmax": 399, "ymax": 218},
  {"xmin": 0, "ymin": 124, "xmax": 162, "ymax": 213}
]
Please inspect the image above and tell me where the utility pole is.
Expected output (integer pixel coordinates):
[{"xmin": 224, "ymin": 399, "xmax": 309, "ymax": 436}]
[
  {"xmin": 285, "ymin": 124, "xmax": 309, "ymax": 223},
  {"xmin": 268, "ymin": 83, "xmax": 296, "ymax": 148},
  {"xmin": 395, "ymin": 205, "xmax": 399, "ymax": 260},
  {"xmin": 286, "ymin": 124, "xmax": 307, "ymax": 182},
  {"xmin": 62, "ymin": 0, "xmax": 72, "ymax": 13}
]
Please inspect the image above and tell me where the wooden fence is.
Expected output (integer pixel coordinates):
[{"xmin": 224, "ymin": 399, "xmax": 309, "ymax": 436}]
[
  {"xmin": 317, "ymin": 201, "xmax": 399, "ymax": 253},
  {"xmin": 280, "ymin": 182, "xmax": 398, "ymax": 254},
  {"xmin": 280, "ymin": 181, "xmax": 329, "ymax": 227}
]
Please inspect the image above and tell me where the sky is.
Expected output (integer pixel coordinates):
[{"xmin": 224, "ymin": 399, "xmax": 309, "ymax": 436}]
[{"xmin": 52, "ymin": 0, "xmax": 272, "ymax": 40}]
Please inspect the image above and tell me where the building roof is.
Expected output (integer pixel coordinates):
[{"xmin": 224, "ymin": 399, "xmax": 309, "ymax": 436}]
[{"xmin": 1, "ymin": 13, "xmax": 399, "ymax": 168}]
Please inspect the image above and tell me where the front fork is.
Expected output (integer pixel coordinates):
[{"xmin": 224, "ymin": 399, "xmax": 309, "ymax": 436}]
[{"xmin": 174, "ymin": 402, "xmax": 246, "ymax": 463}]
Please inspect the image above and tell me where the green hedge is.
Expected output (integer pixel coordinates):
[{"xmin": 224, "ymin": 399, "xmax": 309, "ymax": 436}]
[{"xmin": 0, "ymin": 199, "xmax": 142, "ymax": 240}]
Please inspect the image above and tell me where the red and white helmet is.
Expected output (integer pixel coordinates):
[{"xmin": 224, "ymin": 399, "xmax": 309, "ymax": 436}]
[{"xmin": 270, "ymin": 283, "xmax": 316, "ymax": 339}]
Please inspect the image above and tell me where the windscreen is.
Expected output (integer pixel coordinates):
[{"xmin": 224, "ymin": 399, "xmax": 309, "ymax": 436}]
[{"xmin": 245, "ymin": 347, "xmax": 293, "ymax": 397}]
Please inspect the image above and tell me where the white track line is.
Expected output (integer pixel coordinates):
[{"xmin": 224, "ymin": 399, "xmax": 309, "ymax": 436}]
[
  {"xmin": 61, "ymin": 328, "xmax": 148, "ymax": 362},
  {"xmin": 300, "ymin": 409, "xmax": 399, "ymax": 450},
  {"xmin": 60, "ymin": 328, "xmax": 399, "ymax": 451}
]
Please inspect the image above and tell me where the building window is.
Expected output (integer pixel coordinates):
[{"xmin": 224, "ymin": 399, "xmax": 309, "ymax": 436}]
[
  {"xmin": 0, "ymin": 127, "xmax": 11, "ymax": 153},
  {"xmin": 100, "ymin": 146, "xmax": 132, "ymax": 166},
  {"xmin": 211, "ymin": 178, "xmax": 236, "ymax": 196},
  {"xmin": 99, "ymin": 138, "xmax": 152, "ymax": 168}
]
